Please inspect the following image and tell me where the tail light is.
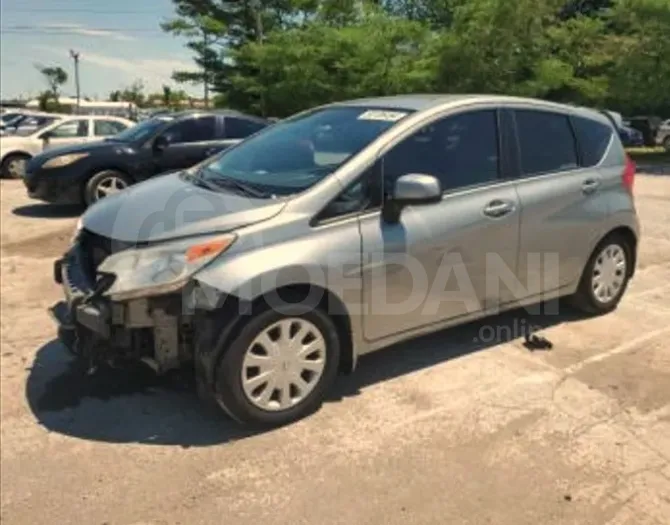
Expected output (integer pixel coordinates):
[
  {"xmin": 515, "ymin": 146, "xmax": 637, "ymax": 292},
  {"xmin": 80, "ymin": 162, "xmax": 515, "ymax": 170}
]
[{"xmin": 623, "ymin": 154, "xmax": 636, "ymax": 194}]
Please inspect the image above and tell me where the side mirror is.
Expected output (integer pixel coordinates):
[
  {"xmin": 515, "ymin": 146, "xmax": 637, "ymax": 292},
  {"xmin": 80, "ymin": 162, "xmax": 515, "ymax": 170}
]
[
  {"xmin": 153, "ymin": 135, "xmax": 170, "ymax": 152},
  {"xmin": 383, "ymin": 173, "xmax": 442, "ymax": 223}
]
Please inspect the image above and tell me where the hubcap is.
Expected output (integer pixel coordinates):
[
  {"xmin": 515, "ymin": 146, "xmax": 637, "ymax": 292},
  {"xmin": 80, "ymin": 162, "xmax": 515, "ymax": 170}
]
[
  {"xmin": 241, "ymin": 318, "xmax": 326, "ymax": 412},
  {"xmin": 7, "ymin": 158, "xmax": 26, "ymax": 178},
  {"xmin": 591, "ymin": 244, "xmax": 627, "ymax": 304},
  {"xmin": 95, "ymin": 176, "xmax": 128, "ymax": 200}
]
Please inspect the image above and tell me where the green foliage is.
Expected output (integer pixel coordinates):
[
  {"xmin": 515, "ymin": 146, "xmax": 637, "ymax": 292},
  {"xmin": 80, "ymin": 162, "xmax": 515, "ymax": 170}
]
[
  {"xmin": 109, "ymin": 81, "xmax": 146, "ymax": 106},
  {"xmin": 163, "ymin": 0, "xmax": 670, "ymax": 117},
  {"xmin": 38, "ymin": 66, "xmax": 68, "ymax": 98},
  {"xmin": 37, "ymin": 90, "xmax": 62, "ymax": 112}
]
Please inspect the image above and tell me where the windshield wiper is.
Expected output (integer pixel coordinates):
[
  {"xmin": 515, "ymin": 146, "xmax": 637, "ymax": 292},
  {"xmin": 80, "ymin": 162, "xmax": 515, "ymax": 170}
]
[
  {"xmin": 211, "ymin": 176, "xmax": 271, "ymax": 198},
  {"xmin": 184, "ymin": 170, "xmax": 271, "ymax": 198},
  {"xmin": 197, "ymin": 168, "xmax": 271, "ymax": 198},
  {"xmin": 182, "ymin": 171, "xmax": 226, "ymax": 192}
]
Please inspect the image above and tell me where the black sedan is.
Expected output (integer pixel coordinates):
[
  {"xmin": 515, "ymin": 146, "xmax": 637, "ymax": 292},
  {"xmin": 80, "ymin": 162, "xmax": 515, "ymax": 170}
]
[{"xmin": 23, "ymin": 110, "xmax": 269, "ymax": 207}]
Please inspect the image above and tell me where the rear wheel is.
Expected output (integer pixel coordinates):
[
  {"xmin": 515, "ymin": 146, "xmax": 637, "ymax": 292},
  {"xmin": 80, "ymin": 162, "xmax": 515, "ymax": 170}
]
[
  {"xmin": 570, "ymin": 234, "xmax": 632, "ymax": 315},
  {"xmin": 209, "ymin": 304, "xmax": 341, "ymax": 427},
  {"xmin": 1, "ymin": 153, "xmax": 30, "ymax": 179},
  {"xmin": 84, "ymin": 170, "xmax": 132, "ymax": 206}
]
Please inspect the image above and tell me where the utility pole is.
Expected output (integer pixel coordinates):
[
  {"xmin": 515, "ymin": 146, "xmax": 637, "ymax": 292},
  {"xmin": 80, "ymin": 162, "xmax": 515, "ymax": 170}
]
[{"xmin": 69, "ymin": 49, "xmax": 81, "ymax": 113}]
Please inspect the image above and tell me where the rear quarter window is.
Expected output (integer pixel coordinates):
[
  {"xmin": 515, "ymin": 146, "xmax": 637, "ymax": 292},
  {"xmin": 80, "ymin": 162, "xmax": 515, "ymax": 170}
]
[
  {"xmin": 514, "ymin": 110, "xmax": 579, "ymax": 176},
  {"xmin": 572, "ymin": 116, "xmax": 614, "ymax": 167}
]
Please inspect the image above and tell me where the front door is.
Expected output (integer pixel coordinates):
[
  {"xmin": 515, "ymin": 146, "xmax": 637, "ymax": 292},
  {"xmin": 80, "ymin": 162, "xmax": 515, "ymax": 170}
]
[
  {"xmin": 360, "ymin": 108, "xmax": 521, "ymax": 342},
  {"xmin": 151, "ymin": 115, "xmax": 223, "ymax": 175},
  {"xmin": 42, "ymin": 118, "xmax": 90, "ymax": 151}
]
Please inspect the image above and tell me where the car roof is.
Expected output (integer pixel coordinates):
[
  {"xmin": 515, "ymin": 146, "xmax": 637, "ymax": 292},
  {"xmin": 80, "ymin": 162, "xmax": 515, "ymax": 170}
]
[
  {"xmin": 330, "ymin": 94, "xmax": 612, "ymax": 126},
  {"xmin": 168, "ymin": 109, "xmax": 268, "ymax": 123}
]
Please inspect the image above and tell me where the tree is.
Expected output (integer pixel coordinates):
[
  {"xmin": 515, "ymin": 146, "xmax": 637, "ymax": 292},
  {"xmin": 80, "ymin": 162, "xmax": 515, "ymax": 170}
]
[
  {"xmin": 38, "ymin": 66, "xmax": 68, "ymax": 99},
  {"xmin": 164, "ymin": 0, "xmax": 670, "ymax": 117},
  {"xmin": 115, "ymin": 81, "xmax": 146, "ymax": 106},
  {"xmin": 605, "ymin": 0, "xmax": 670, "ymax": 115},
  {"xmin": 228, "ymin": 6, "xmax": 436, "ymax": 116}
]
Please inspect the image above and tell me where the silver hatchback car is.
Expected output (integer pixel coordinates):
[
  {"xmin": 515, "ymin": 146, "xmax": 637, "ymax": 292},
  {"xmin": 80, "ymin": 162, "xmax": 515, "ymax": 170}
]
[{"xmin": 51, "ymin": 95, "xmax": 639, "ymax": 427}]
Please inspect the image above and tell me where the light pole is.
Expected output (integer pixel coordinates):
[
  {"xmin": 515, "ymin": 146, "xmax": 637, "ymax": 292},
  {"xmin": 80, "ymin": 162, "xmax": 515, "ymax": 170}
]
[{"xmin": 69, "ymin": 49, "xmax": 81, "ymax": 113}]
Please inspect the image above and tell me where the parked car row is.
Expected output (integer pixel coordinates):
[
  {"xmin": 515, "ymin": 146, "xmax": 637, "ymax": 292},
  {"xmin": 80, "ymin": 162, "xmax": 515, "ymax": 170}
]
[
  {"xmin": 20, "ymin": 110, "xmax": 269, "ymax": 206},
  {"xmin": 45, "ymin": 94, "xmax": 639, "ymax": 428},
  {"xmin": 1, "ymin": 115, "xmax": 134, "ymax": 179},
  {"xmin": 656, "ymin": 119, "xmax": 670, "ymax": 151}
]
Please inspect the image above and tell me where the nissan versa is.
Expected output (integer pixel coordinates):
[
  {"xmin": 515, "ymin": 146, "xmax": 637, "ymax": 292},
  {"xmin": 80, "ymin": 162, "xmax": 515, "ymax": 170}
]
[{"xmin": 50, "ymin": 95, "xmax": 639, "ymax": 427}]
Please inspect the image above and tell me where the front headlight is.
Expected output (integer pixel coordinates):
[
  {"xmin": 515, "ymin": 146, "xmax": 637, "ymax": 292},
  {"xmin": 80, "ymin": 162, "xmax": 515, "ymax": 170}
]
[
  {"xmin": 43, "ymin": 153, "xmax": 89, "ymax": 169},
  {"xmin": 98, "ymin": 234, "xmax": 236, "ymax": 300}
]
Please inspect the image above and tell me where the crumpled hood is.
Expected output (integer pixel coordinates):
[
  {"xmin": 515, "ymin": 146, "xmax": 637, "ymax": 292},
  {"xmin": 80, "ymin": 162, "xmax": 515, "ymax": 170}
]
[{"xmin": 82, "ymin": 172, "xmax": 287, "ymax": 243}]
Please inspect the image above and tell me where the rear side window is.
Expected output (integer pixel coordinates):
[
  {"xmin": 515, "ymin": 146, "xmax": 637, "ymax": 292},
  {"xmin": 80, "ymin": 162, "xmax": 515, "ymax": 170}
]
[
  {"xmin": 571, "ymin": 116, "xmax": 613, "ymax": 167},
  {"xmin": 224, "ymin": 117, "xmax": 266, "ymax": 139},
  {"xmin": 515, "ymin": 110, "xmax": 578, "ymax": 176}
]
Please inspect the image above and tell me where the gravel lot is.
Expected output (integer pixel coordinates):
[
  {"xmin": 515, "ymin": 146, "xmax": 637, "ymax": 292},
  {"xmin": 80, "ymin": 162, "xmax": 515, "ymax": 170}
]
[{"xmin": 1, "ymin": 175, "xmax": 669, "ymax": 525}]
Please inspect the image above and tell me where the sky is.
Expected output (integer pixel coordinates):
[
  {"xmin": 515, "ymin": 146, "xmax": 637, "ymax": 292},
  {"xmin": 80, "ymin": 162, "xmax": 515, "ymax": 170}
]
[{"xmin": 0, "ymin": 0, "xmax": 201, "ymax": 100}]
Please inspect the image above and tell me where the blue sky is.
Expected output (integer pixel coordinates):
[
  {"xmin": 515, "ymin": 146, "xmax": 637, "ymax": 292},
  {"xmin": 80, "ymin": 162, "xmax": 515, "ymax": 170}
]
[{"xmin": 0, "ymin": 0, "xmax": 201, "ymax": 100}]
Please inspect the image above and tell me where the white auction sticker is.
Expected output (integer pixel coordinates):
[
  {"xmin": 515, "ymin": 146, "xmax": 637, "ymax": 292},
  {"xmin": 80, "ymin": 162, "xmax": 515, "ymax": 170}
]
[{"xmin": 357, "ymin": 110, "xmax": 408, "ymax": 122}]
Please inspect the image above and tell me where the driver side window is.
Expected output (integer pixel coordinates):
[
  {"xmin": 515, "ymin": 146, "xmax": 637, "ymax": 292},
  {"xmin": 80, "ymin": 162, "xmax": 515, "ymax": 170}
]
[
  {"xmin": 382, "ymin": 110, "xmax": 500, "ymax": 194},
  {"xmin": 161, "ymin": 116, "xmax": 217, "ymax": 144}
]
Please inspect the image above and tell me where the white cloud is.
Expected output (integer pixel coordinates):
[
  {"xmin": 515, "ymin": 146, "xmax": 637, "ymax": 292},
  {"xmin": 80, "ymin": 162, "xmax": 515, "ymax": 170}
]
[
  {"xmin": 40, "ymin": 23, "xmax": 136, "ymax": 42},
  {"xmin": 32, "ymin": 46, "xmax": 197, "ymax": 94}
]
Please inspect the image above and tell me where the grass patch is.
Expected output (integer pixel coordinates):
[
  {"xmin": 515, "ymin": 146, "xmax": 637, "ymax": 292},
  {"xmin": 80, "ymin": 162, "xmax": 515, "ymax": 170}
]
[{"xmin": 626, "ymin": 147, "xmax": 670, "ymax": 165}]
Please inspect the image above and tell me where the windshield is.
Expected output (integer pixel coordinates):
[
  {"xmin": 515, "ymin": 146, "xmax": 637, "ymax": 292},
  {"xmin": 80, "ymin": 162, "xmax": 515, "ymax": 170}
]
[
  {"xmin": 17, "ymin": 116, "xmax": 57, "ymax": 135},
  {"xmin": 199, "ymin": 106, "xmax": 412, "ymax": 196},
  {"xmin": 110, "ymin": 117, "xmax": 172, "ymax": 143},
  {"xmin": 1, "ymin": 112, "xmax": 24, "ymax": 124}
]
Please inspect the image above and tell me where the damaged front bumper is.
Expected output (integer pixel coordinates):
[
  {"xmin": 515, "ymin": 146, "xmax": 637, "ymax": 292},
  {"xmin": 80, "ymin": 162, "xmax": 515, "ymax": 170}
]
[{"xmin": 49, "ymin": 248, "xmax": 193, "ymax": 374}]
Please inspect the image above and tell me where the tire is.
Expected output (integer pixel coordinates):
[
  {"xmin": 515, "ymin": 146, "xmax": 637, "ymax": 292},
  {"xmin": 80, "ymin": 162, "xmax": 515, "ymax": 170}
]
[
  {"xmin": 84, "ymin": 170, "xmax": 132, "ymax": 206},
  {"xmin": 1, "ymin": 153, "xmax": 30, "ymax": 179},
  {"xmin": 209, "ymin": 303, "xmax": 341, "ymax": 428},
  {"xmin": 569, "ymin": 233, "xmax": 632, "ymax": 315}
]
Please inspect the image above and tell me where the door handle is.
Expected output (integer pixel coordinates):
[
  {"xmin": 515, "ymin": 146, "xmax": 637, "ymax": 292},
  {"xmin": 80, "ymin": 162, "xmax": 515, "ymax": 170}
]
[
  {"xmin": 582, "ymin": 178, "xmax": 601, "ymax": 194},
  {"xmin": 483, "ymin": 200, "xmax": 514, "ymax": 218}
]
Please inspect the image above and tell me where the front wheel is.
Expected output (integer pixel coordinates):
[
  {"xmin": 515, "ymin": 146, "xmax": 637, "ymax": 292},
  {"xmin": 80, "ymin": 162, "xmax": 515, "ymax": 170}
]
[
  {"xmin": 1, "ymin": 153, "xmax": 30, "ymax": 179},
  {"xmin": 569, "ymin": 234, "xmax": 632, "ymax": 315},
  {"xmin": 84, "ymin": 170, "xmax": 132, "ymax": 206},
  {"xmin": 211, "ymin": 304, "xmax": 341, "ymax": 427}
]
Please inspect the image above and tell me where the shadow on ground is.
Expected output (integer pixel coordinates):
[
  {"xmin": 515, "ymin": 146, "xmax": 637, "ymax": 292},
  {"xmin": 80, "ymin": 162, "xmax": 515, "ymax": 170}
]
[
  {"xmin": 26, "ymin": 302, "xmax": 581, "ymax": 447},
  {"xmin": 12, "ymin": 203, "xmax": 83, "ymax": 219}
]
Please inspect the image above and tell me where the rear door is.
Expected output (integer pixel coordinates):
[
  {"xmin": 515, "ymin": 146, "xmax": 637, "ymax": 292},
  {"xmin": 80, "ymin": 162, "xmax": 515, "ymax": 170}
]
[
  {"xmin": 512, "ymin": 108, "xmax": 614, "ymax": 301},
  {"xmin": 151, "ymin": 115, "xmax": 222, "ymax": 175}
]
